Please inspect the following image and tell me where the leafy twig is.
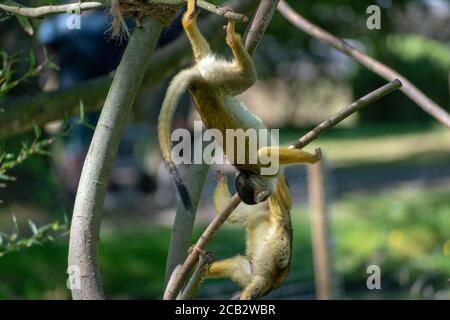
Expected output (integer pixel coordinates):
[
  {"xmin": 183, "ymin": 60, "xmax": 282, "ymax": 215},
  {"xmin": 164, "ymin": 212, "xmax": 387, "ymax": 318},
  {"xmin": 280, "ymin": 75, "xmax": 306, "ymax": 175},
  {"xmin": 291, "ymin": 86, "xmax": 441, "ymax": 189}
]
[
  {"xmin": 0, "ymin": 215, "xmax": 69, "ymax": 258},
  {"xmin": 0, "ymin": 1, "xmax": 103, "ymax": 18}
]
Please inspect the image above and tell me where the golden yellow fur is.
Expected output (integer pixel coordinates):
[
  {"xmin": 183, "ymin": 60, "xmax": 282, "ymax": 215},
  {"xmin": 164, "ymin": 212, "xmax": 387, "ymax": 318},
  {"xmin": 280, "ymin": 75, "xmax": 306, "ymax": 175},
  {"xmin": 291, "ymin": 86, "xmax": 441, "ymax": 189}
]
[{"xmin": 157, "ymin": 0, "xmax": 322, "ymax": 299}]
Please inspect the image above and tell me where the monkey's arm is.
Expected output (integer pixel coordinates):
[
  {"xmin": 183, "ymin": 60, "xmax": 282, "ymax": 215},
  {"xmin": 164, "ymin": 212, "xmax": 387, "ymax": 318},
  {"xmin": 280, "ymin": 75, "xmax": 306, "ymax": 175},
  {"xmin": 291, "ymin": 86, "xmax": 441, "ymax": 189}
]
[
  {"xmin": 213, "ymin": 171, "xmax": 253, "ymax": 224},
  {"xmin": 182, "ymin": 0, "xmax": 211, "ymax": 61},
  {"xmin": 258, "ymin": 146, "xmax": 322, "ymax": 165}
]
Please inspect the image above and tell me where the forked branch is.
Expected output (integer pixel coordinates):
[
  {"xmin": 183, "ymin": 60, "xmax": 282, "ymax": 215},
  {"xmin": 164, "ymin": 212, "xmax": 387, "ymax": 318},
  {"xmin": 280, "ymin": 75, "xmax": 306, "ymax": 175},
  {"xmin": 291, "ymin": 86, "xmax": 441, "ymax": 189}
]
[{"xmin": 0, "ymin": 0, "xmax": 248, "ymax": 21}]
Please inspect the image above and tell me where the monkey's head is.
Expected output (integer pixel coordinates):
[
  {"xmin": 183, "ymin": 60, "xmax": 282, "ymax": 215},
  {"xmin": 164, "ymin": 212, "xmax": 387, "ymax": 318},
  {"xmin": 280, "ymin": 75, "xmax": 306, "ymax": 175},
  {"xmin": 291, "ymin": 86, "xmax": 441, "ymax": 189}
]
[{"xmin": 235, "ymin": 171, "xmax": 272, "ymax": 205}]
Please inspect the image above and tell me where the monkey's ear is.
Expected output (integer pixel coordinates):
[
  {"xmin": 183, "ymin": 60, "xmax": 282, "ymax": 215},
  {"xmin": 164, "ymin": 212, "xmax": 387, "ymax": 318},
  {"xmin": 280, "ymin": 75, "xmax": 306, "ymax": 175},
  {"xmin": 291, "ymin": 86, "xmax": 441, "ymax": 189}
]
[{"xmin": 255, "ymin": 190, "xmax": 270, "ymax": 203}]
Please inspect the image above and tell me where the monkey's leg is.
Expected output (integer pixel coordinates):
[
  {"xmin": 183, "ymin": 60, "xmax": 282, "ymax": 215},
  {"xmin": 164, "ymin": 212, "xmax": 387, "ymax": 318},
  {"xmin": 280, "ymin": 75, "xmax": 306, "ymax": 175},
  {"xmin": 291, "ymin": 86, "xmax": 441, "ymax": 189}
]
[
  {"xmin": 240, "ymin": 275, "xmax": 274, "ymax": 300},
  {"xmin": 182, "ymin": 0, "xmax": 211, "ymax": 61},
  {"xmin": 258, "ymin": 146, "xmax": 322, "ymax": 165},
  {"xmin": 213, "ymin": 171, "xmax": 252, "ymax": 223},
  {"xmin": 212, "ymin": 20, "xmax": 256, "ymax": 95},
  {"xmin": 207, "ymin": 255, "xmax": 252, "ymax": 288}
]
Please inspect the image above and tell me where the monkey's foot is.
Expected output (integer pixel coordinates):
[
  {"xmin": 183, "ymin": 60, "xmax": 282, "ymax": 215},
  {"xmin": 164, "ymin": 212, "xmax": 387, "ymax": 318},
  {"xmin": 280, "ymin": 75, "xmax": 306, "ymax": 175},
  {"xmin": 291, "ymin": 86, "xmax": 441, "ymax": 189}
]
[
  {"xmin": 214, "ymin": 170, "xmax": 227, "ymax": 184},
  {"xmin": 226, "ymin": 19, "xmax": 240, "ymax": 47},
  {"xmin": 313, "ymin": 148, "xmax": 322, "ymax": 162},
  {"xmin": 183, "ymin": 0, "xmax": 199, "ymax": 26}
]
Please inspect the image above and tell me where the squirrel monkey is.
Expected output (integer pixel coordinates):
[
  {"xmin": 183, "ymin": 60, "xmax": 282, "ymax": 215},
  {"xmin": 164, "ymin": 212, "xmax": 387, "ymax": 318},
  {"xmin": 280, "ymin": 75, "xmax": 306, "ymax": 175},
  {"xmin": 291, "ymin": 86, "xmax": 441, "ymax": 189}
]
[
  {"xmin": 158, "ymin": 0, "xmax": 321, "ymax": 211},
  {"xmin": 158, "ymin": 0, "xmax": 321, "ymax": 299}
]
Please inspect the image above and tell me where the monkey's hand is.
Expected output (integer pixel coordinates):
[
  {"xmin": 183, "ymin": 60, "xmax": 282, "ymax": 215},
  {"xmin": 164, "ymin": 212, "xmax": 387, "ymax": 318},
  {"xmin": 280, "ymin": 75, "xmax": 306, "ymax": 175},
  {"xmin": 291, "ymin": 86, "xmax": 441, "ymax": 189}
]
[
  {"xmin": 183, "ymin": 0, "xmax": 200, "ymax": 25},
  {"xmin": 226, "ymin": 19, "xmax": 240, "ymax": 47},
  {"xmin": 313, "ymin": 148, "xmax": 322, "ymax": 162},
  {"xmin": 214, "ymin": 170, "xmax": 228, "ymax": 184}
]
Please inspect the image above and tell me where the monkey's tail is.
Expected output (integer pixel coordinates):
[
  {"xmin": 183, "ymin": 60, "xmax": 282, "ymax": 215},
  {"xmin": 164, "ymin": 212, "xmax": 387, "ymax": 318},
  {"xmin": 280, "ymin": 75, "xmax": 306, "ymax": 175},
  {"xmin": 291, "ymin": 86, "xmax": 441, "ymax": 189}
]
[{"xmin": 158, "ymin": 68, "xmax": 199, "ymax": 214}]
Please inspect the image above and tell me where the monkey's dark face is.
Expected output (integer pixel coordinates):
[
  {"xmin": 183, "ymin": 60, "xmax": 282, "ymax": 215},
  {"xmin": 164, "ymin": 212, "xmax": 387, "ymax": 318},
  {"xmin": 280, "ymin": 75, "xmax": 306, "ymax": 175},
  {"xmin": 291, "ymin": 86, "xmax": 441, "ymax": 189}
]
[{"xmin": 235, "ymin": 172, "xmax": 271, "ymax": 205}]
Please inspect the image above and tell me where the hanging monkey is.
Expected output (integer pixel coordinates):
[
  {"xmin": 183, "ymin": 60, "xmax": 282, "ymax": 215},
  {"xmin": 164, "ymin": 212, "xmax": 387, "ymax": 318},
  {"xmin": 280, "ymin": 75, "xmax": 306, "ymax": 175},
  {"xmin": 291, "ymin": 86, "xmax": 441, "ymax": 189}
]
[{"xmin": 158, "ymin": 0, "xmax": 321, "ymax": 299}]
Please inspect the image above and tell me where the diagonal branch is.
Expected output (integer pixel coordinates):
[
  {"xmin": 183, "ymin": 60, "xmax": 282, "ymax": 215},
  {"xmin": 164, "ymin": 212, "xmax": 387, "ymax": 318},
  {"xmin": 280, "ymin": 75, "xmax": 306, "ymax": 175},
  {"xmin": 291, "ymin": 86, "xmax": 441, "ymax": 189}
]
[
  {"xmin": 163, "ymin": 194, "xmax": 242, "ymax": 300},
  {"xmin": 244, "ymin": 0, "xmax": 280, "ymax": 56},
  {"xmin": 292, "ymin": 79, "xmax": 402, "ymax": 149},
  {"xmin": 277, "ymin": 0, "xmax": 450, "ymax": 129}
]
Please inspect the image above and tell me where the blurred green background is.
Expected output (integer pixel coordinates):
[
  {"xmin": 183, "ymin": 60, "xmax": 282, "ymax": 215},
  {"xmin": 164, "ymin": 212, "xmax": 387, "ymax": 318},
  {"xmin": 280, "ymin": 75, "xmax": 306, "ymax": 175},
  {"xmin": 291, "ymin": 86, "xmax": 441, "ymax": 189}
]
[{"xmin": 0, "ymin": 0, "xmax": 449, "ymax": 299}]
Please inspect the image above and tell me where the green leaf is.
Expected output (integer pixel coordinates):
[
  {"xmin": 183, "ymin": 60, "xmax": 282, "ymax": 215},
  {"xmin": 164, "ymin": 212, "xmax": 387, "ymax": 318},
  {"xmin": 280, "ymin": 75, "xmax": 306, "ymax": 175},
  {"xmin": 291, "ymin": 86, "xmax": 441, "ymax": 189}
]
[
  {"xmin": 28, "ymin": 220, "xmax": 38, "ymax": 236},
  {"xmin": 0, "ymin": 173, "xmax": 16, "ymax": 181},
  {"xmin": 0, "ymin": 16, "xmax": 10, "ymax": 24},
  {"xmin": 79, "ymin": 100, "xmax": 85, "ymax": 121},
  {"xmin": 28, "ymin": 50, "xmax": 36, "ymax": 68},
  {"xmin": 12, "ymin": 214, "xmax": 18, "ymax": 231},
  {"xmin": 15, "ymin": 16, "xmax": 34, "ymax": 36},
  {"xmin": 34, "ymin": 126, "xmax": 42, "ymax": 139}
]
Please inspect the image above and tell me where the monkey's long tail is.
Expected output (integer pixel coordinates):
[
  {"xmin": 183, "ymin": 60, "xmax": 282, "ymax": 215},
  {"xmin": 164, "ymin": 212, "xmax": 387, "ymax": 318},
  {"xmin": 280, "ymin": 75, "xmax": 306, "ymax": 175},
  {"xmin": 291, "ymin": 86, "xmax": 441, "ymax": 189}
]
[{"xmin": 158, "ymin": 68, "xmax": 199, "ymax": 214}]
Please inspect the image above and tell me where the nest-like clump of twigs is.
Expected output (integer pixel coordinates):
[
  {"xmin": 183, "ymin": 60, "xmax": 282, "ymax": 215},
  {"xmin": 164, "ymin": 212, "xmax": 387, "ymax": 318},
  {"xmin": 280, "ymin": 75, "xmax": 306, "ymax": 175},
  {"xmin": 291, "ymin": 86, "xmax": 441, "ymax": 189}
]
[{"xmin": 108, "ymin": 0, "xmax": 182, "ymax": 39}]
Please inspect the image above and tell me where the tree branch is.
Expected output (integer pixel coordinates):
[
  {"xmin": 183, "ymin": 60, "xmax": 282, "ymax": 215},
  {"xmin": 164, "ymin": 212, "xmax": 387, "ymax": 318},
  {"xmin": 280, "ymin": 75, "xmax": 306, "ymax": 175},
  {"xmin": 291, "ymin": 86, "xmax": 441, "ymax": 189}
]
[
  {"xmin": 277, "ymin": 0, "xmax": 450, "ymax": 129},
  {"xmin": 244, "ymin": 0, "xmax": 280, "ymax": 56},
  {"xmin": 292, "ymin": 79, "xmax": 402, "ymax": 149},
  {"xmin": 68, "ymin": 17, "xmax": 163, "ymax": 300},
  {"xmin": 164, "ymin": 163, "xmax": 210, "ymax": 286},
  {"xmin": 0, "ymin": 0, "xmax": 247, "ymax": 21},
  {"xmin": 177, "ymin": 251, "xmax": 214, "ymax": 300},
  {"xmin": 163, "ymin": 194, "xmax": 241, "ymax": 300},
  {"xmin": 0, "ymin": 1, "xmax": 103, "ymax": 18}
]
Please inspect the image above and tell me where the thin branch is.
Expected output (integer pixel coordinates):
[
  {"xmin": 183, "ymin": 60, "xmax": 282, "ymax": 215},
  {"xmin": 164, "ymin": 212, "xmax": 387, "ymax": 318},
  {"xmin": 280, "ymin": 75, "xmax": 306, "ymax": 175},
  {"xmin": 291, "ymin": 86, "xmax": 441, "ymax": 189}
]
[
  {"xmin": 173, "ymin": 0, "xmax": 248, "ymax": 22},
  {"xmin": 177, "ymin": 251, "xmax": 214, "ymax": 300},
  {"xmin": 277, "ymin": 0, "xmax": 450, "ymax": 129},
  {"xmin": 0, "ymin": 1, "xmax": 103, "ymax": 18},
  {"xmin": 244, "ymin": 0, "xmax": 280, "ymax": 56},
  {"xmin": 163, "ymin": 194, "xmax": 241, "ymax": 300},
  {"xmin": 292, "ymin": 79, "xmax": 402, "ymax": 149},
  {"xmin": 68, "ymin": 17, "xmax": 163, "ymax": 300},
  {"xmin": 0, "ymin": 0, "xmax": 247, "ymax": 21}
]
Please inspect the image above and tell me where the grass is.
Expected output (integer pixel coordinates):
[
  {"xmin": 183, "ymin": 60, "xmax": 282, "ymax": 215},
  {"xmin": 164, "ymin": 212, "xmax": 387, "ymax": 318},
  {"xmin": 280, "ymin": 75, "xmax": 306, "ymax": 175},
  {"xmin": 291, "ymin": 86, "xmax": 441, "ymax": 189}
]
[{"xmin": 0, "ymin": 183, "xmax": 448, "ymax": 299}]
